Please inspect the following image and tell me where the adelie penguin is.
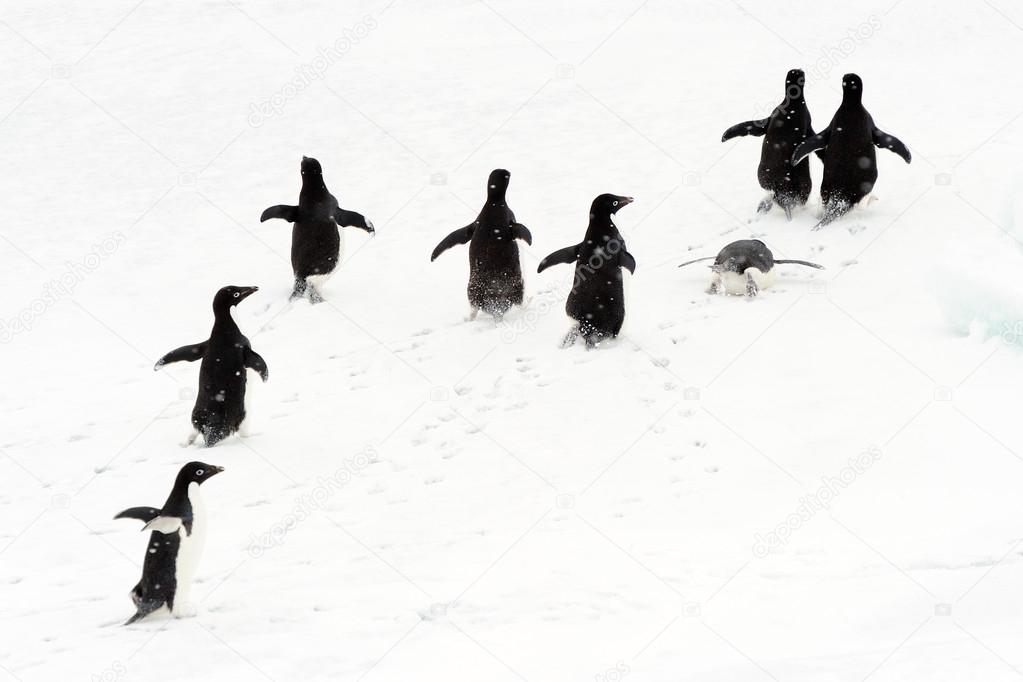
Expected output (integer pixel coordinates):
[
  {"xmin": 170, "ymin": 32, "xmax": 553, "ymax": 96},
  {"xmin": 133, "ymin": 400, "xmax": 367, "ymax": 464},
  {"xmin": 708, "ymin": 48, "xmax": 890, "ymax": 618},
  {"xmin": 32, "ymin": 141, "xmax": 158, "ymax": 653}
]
[
  {"xmin": 155, "ymin": 286, "xmax": 268, "ymax": 447},
  {"xmin": 261, "ymin": 156, "xmax": 374, "ymax": 303},
  {"xmin": 721, "ymin": 68, "xmax": 822, "ymax": 220},
  {"xmin": 791, "ymin": 73, "xmax": 911, "ymax": 228},
  {"xmin": 678, "ymin": 239, "xmax": 823, "ymax": 297},
  {"xmin": 114, "ymin": 462, "xmax": 224, "ymax": 625},
  {"xmin": 430, "ymin": 169, "xmax": 533, "ymax": 321},
  {"xmin": 537, "ymin": 194, "xmax": 636, "ymax": 348}
]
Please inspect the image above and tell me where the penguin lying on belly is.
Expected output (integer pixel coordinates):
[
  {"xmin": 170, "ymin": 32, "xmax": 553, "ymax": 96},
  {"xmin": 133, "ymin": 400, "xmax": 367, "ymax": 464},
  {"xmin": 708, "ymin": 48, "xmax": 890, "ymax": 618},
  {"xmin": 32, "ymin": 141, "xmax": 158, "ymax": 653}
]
[
  {"xmin": 678, "ymin": 239, "xmax": 823, "ymax": 297},
  {"xmin": 261, "ymin": 156, "xmax": 375, "ymax": 303},
  {"xmin": 114, "ymin": 462, "xmax": 224, "ymax": 625}
]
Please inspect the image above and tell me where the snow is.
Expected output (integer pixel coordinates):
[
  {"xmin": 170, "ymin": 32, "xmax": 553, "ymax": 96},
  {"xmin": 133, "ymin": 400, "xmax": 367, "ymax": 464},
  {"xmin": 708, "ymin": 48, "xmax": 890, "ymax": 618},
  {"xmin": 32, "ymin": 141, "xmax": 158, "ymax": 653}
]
[{"xmin": 2, "ymin": 0, "xmax": 1022, "ymax": 680}]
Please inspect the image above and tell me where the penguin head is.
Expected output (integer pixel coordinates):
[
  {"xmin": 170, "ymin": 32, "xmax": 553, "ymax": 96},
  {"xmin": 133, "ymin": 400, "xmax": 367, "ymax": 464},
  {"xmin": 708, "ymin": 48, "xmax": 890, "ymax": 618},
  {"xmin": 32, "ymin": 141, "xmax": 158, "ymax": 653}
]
[
  {"xmin": 591, "ymin": 194, "xmax": 633, "ymax": 216},
  {"xmin": 178, "ymin": 462, "xmax": 225, "ymax": 486},
  {"xmin": 785, "ymin": 69, "xmax": 806, "ymax": 100},
  {"xmin": 842, "ymin": 73, "xmax": 863, "ymax": 101},
  {"xmin": 487, "ymin": 169, "xmax": 511, "ymax": 198},
  {"xmin": 213, "ymin": 285, "xmax": 259, "ymax": 313},
  {"xmin": 300, "ymin": 156, "xmax": 323, "ymax": 178}
]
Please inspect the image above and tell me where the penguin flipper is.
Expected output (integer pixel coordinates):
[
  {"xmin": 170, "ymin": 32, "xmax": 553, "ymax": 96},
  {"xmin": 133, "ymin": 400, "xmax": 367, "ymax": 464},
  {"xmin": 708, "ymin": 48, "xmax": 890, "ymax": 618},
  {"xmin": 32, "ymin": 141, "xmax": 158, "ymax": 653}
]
[
  {"xmin": 792, "ymin": 128, "xmax": 830, "ymax": 165},
  {"xmin": 431, "ymin": 225, "xmax": 475, "ymax": 261},
  {"xmin": 806, "ymin": 125, "xmax": 826, "ymax": 161},
  {"xmin": 677, "ymin": 256, "xmax": 716, "ymax": 268},
  {"xmin": 721, "ymin": 118, "xmax": 769, "ymax": 142},
  {"xmin": 244, "ymin": 348, "xmax": 269, "ymax": 382},
  {"xmin": 619, "ymin": 250, "xmax": 637, "ymax": 275},
  {"xmin": 114, "ymin": 506, "xmax": 162, "ymax": 523},
  {"xmin": 774, "ymin": 259, "xmax": 825, "ymax": 269},
  {"xmin": 260, "ymin": 205, "xmax": 299, "ymax": 223},
  {"xmin": 335, "ymin": 208, "xmax": 375, "ymax": 233},
  {"xmin": 537, "ymin": 245, "xmax": 580, "ymax": 273},
  {"xmin": 511, "ymin": 222, "xmax": 532, "ymax": 245},
  {"xmin": 154, "ymin": 342, "xmax": 207, "ymax": 370},
  {"xmin": 872, "ymin": 128, "xmax": 912, "ymax": 163}
]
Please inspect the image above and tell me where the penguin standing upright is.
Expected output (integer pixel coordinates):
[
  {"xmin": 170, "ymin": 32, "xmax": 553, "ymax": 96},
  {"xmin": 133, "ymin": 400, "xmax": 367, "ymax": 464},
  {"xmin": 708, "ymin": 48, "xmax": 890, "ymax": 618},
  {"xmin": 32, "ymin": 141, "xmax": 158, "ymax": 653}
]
[
  {"xmin": 721, "ymin": 68, "xmax": 821, "ymax": 220},
  {"xmin": 537, "ymin": 194, "xmax": 636, "ymax": 348},
  {"xmin": 792, "ymin": 73, "xmax": 912, "ymax": 227},
  {"xmin": 114, "ymin": 462, "xmax": 224, "ymax": 624},
  {"xmin": 155, "ymin": 286, "xmax": 268, "ymax": 447},
  {"xmin": 431, "ymin": 169, "xmax": 533, "ymax": 320},
  {"xmin": 261, "ymin": 157, "xmax": 375, "ymax": 303}
]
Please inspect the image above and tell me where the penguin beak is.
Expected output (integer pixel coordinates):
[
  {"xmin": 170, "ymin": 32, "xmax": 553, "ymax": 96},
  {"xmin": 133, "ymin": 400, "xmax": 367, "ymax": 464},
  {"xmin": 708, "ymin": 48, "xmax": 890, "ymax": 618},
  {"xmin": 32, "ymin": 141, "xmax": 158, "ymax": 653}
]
[
  {"xmin": 618, "ymin": 197, "xmax": 634, "ymax": 206},
  {"xmin": 209, "ymin": 465, "xmax": 225, "ymax": 477},
  {"xmin": 238, "ymin": 286, "xmax": 258, "ymax": 301}
]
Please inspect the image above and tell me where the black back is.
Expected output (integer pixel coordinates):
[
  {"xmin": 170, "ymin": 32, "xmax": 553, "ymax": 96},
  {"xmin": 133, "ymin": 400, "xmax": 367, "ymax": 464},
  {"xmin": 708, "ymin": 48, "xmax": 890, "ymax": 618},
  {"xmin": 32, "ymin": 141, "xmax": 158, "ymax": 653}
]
[
  {"xmin": 820, "ymin": 74, "xmax": 877, "ymax": 206},
  {"xmin": 758, "ymin": 69, "xmax": 816, "ymax": 208},
  {"xmin": 193, "ymin": 287, "xmax": 258, "ymax": 445},
  {"xmin": 467, "ymin": 169, "xmax": 525, "ymax": 316},
  {"xmin": 293, "ymin": 156, "xmax": 342, "ymax": 278},
  {"xmin": 713, "ymin": 239, "xmax": 775, "ymax": 274},
  {"xmin": 568, "ymin": 194, "xmax": 633, "ymax": 343}
]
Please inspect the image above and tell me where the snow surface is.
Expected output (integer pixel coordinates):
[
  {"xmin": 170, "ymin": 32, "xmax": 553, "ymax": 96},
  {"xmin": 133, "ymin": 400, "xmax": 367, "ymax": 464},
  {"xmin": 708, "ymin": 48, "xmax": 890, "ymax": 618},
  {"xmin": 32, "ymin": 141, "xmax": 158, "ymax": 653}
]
[{"xmin": 2, "ymin": 1, "xmax": 1023, "ymax": 680}]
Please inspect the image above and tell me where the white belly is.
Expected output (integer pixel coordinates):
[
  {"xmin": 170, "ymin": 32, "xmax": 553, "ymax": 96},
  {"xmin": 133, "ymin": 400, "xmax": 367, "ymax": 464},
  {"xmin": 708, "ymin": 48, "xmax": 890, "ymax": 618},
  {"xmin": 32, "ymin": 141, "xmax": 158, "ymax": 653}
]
[
  {"xmin": 720, "ymin": 267, "xmax": 776, "ymax": 295},
  {"xmin": 172, "ymin": 482, "xmax": 206, "ymax": 615}
]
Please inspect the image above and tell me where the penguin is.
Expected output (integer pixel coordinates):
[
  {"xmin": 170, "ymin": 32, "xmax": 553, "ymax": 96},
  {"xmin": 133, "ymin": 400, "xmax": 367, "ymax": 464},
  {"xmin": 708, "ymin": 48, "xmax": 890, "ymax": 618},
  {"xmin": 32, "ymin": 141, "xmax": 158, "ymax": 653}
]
[
  {"xmin": 155, "ymin": 286, "xmax": 268, "ymax": 447},
  {"xmin": 114, "ymin": 462, "xmax": 224, "ymax": 625},
  {"xmin": 678, "ymin": 239, "xmax": 823, "ymax": 297},
  {"xmin": 261, "ymin": 157, "xmax": 375, "ymax": 303},
  {"xmin": 537, "ymin": 194, "xmax": 636, "ymax": 348},
  {"xmin": 791, "ymin": 73, "xmax": 911, "ymax": 228},
  {"xmin": 431, "ymin": 169, "xmax": 533, "ymax": 321},
  {"xmin": 721, "ymin": 68, "xmax": 822, "ymax": 220}
]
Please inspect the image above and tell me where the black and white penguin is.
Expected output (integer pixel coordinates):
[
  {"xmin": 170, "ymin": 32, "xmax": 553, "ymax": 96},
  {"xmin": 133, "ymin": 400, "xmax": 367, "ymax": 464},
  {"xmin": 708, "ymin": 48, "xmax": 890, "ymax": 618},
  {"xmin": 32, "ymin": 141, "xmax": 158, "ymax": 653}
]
[
  {"xmin": 114, "ymin": 462, "xmax": 224, "ymax": 625},
  {"xmin": 721, "ymin": 68, "xmax": 822, "ymax": 220},
  {"xmin": 537, "ymin": 194, "xmax": 636, "ymax": 348},
  {"xmin": 791, "ymin": 73, "xmax": 912, "ymax": 227},
  {"xmin": 678, "ymin": 239, "xmax": 823, "ymax": 296},
  {"xmin": 431, "ymin": 169, "xmax": 533, "ymax": 320},
  {"xmin": 155, "ymin": 286, "xmax": 268, "ymax": 447},
  {"xmin": 261, "ymin": 157, "xmax": 375, "ymax": 303}
]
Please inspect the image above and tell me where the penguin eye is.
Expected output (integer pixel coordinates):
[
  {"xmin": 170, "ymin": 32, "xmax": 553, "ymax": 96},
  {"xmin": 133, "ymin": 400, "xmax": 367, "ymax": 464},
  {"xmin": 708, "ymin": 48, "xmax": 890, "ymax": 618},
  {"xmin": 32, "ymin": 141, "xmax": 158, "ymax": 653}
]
[
  {"xmin": 233, "ymin": 292, "xmax": 240, "ymax": 298},
  {"xmin": 196, "ymin": 468, "xmax": 204, "ymax": 476},
  {"xmin": 612, "ymin": 201, "xmax": 618, "ymax": 206}
]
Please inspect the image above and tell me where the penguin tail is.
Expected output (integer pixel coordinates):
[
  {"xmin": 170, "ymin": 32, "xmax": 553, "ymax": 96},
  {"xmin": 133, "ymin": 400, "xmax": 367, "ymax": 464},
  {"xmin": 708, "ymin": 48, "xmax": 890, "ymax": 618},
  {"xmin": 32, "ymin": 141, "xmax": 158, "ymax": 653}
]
[{"xmin": 773, "ymin": 259, "xmax": 825, "ymax": 270}]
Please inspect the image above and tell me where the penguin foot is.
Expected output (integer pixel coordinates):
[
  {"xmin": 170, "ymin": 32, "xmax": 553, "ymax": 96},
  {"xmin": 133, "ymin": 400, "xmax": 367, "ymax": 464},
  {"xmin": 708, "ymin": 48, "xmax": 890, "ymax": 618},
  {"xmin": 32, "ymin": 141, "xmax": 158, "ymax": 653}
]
[
  {"xmin": 466, "ymin": 308, "xmax": 479, "ymax": 322},
  {"xmin": 309, "ymin": 289, "xmax": 326, "ymax": 305},
  {"xmin": 756, "ymin": 196, "xmax": 773, "ymax": 214},
  {"xmin": 289, "ymin": 279, "xmax": 308, "ymax": 301},
  {"xmin": 783, "ymin": 204, "xmax": 794, "ymax": 221},
  {"xmin": 706, "ymin": 274, "xmax": 722, "ymax": 295},
  {"xmin": 560, "ymin": 327, "xmax": 579, "ymax": 349},
  {"xmin": 181, "ymin": 429, "xmax": 199, "ymax": 448},
  {"xmin": 745, "ymin": 272, "xmax": 759, "ymax": 297}
]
